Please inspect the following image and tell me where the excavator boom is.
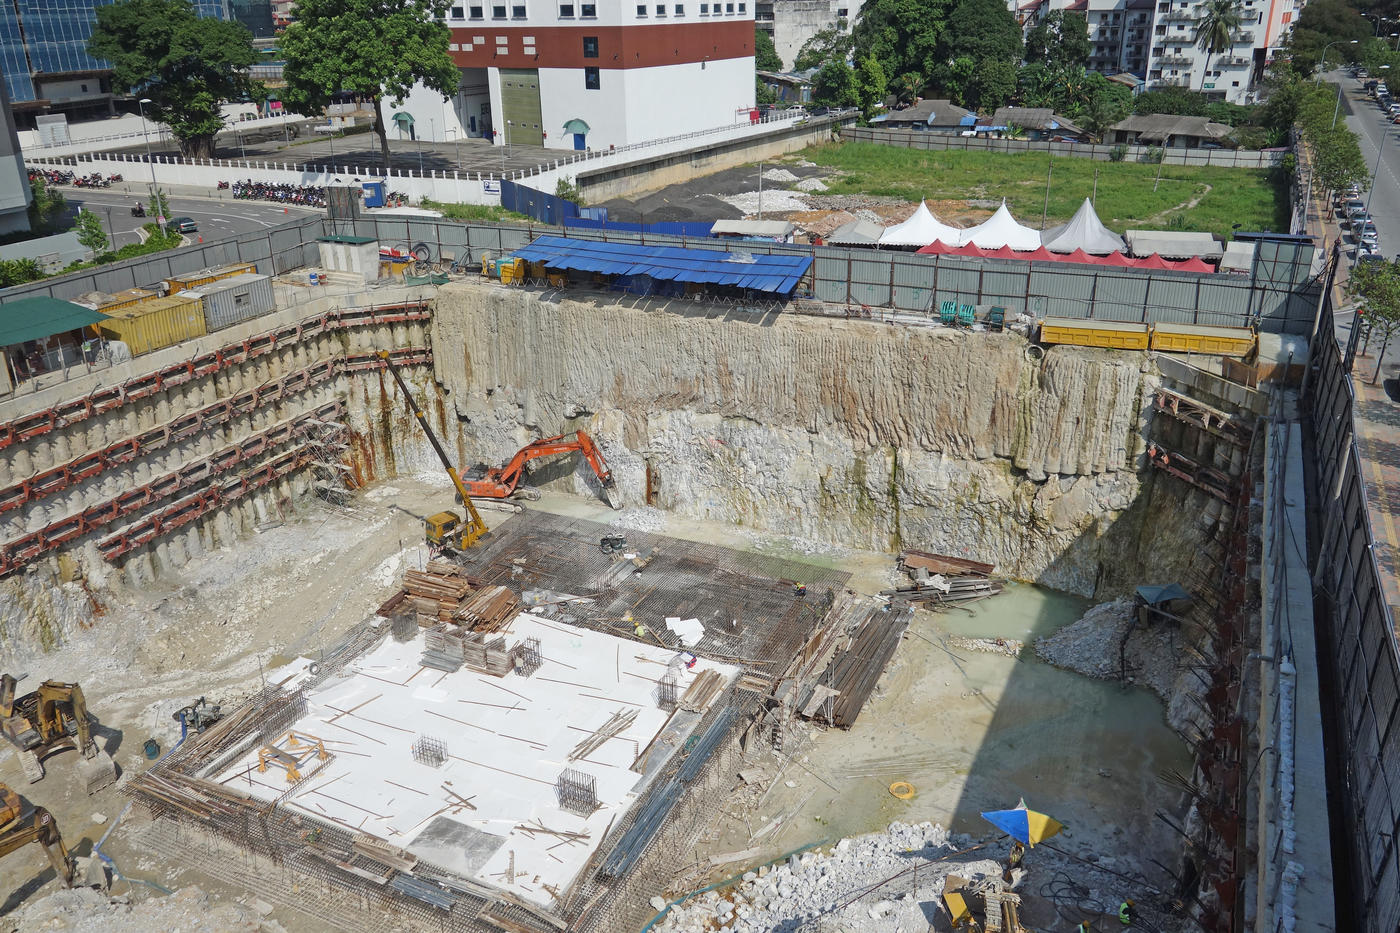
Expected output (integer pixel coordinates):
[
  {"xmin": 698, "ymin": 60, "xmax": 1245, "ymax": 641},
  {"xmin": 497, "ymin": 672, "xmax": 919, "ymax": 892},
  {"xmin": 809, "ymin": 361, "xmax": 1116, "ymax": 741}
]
[
  {"xmin": 466, "ymin": 430, "xmax": 617, "ymax": 507},
  {"xmin": 376, "ymin": 351, "xmax": 488, "ymax": 549},
  {"xmin": 0, "ymin": 785, "xmax": 75, "ymax": 887}
]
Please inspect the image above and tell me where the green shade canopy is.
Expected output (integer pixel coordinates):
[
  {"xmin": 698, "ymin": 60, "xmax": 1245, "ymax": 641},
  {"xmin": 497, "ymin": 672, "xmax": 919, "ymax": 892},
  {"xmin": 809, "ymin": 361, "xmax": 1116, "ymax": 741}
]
[
  {"xmin": 562, "ymin": 118, "xmax": 590, "ymax": 134},
  {"xmin": 0, "ymin": 297, "xmax": 108, "ymax": 348},
  {"xmin": 391, "ymin": 111, "xmax": 415, "ymax": 126}
]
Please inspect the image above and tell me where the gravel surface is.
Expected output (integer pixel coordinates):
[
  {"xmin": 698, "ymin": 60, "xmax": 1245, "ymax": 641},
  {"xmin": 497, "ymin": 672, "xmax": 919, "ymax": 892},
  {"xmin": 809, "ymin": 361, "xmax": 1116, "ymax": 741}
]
[{"xmin": 5, "ymin": 885, "xmax": 283, "ymax": 933}]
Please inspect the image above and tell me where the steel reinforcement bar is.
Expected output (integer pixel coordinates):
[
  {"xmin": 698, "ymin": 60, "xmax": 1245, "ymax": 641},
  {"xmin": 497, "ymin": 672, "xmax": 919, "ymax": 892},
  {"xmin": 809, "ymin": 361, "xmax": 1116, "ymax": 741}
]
[{"xmin": 0, "ymin": 300, "xmax": 431, "ymax": 452}]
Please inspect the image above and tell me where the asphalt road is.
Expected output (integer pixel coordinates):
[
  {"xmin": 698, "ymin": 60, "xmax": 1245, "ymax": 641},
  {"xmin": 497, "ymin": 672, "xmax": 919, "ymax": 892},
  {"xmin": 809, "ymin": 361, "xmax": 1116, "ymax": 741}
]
[
  {"xmin": 54, "ymin": 188, "xmax": 321, "ymax": 250},
  {"xmin": 1340, "ymin": 71, "xmax": 1400, "ymax": 263}
]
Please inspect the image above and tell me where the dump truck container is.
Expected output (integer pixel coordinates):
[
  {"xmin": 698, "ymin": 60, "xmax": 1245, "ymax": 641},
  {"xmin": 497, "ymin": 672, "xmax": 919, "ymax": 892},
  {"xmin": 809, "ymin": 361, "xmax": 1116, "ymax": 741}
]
[
  {"xmin": 97, "ymin": 295, "xmax": 207, "ymax": 356},
  {"xmin": 184, "ymin": 273, "xmax": 275, "ymax": 332},
  {"xmin": 1149, "ymin": 322, "xmax": 1256, "ymax": 357},
  {"xmin": 1038, "ymin": 318, "xmax": 1151, "ymax": 351}
]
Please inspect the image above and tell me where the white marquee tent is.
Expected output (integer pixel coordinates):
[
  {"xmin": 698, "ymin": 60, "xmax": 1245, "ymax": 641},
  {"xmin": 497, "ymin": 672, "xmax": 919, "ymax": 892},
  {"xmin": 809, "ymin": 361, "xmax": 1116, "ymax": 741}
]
[
  {"xmin": 957, "ymin": 201, "xmax": 1043, "ymax": 250},
  {"xmin": 1041, "ymin": 198, "xmax": 1126, "ymax": 254},
  {"xmin": 878, "ymin": 201, "xmax": 963, "ymax": 247}
]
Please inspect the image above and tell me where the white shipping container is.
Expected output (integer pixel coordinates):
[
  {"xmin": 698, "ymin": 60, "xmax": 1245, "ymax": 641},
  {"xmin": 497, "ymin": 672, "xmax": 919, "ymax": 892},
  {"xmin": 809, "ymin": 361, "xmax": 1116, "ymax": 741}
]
[{"xmin": 184, "ymin": 273, "xmax": 275, "ymax": 331}]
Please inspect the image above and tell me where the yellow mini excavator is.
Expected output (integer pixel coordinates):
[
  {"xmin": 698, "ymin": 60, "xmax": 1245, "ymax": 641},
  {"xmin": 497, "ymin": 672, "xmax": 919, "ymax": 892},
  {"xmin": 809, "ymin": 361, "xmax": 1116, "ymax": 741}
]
[
  {"xmin": 0, "ymin": 781, "xmax": 75, "ymax": 887},
  {"xmin": 1, "ymin": 674, "xmax": 117, "ymax": 794}
]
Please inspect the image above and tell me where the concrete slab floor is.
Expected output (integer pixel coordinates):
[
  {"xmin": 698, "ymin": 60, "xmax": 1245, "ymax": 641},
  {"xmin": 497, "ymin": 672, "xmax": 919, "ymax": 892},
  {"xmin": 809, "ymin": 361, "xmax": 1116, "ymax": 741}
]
[{"xmin": 0, "ymin": 474, "xmax": 1192, "ymax": 927}]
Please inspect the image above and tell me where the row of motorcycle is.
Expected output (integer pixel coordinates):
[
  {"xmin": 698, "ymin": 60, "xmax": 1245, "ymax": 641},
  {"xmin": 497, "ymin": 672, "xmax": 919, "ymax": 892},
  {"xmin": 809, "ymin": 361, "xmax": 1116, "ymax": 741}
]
[{"xmin": 28, "ymin": 169, "xmax": 123, "ymax": 187}]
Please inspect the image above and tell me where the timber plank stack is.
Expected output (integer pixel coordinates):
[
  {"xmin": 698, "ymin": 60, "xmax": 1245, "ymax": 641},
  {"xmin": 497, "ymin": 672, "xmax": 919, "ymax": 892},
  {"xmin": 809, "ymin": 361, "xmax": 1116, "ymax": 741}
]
[
  {"xmin": 455, "ymin": 585, "xmax": 520, "ymax": 633},
  {"xmin": 381, "ymin": 563, "xmax": 521, "ymax": 632}
]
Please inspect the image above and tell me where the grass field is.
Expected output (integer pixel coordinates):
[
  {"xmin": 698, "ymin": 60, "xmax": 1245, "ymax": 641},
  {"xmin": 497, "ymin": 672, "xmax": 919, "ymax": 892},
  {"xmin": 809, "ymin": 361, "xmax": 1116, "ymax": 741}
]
[{"xmin": 796, "ymin": 143, "xmax": 1288, "ymax": 237}]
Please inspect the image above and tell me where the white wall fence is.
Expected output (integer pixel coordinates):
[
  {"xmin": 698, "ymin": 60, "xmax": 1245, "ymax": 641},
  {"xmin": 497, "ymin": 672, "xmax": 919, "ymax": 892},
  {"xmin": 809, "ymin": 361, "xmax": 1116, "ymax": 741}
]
[
  {"xmin": 18, "ymin": 111, "xmax": 310, "ymax": 159},
  {"xmin": 24, "ymin": 112, "xmax": 810, "ymax": 206}
]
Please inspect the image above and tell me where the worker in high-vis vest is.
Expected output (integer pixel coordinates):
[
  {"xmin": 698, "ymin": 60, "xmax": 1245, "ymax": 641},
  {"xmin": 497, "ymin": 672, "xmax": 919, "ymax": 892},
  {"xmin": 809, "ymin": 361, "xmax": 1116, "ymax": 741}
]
[
  {"xmin": 1119, "ymin": 900, "xmax": 1135, "ymax": 926},
  {"xmin": 1078, "ymin": 921, "xmax": 1092, "ymax": 933}
]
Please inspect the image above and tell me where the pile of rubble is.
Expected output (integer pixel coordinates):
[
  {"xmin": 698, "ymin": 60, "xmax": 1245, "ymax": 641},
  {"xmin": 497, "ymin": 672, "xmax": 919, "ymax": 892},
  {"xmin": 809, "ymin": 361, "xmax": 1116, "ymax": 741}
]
[
  {"xmin": 654, "ymin": 821, "xmax": 993, "ymax": 933},
  {"xmin": 4, "ymin": 885, "xmax": 282, "ymax": 933}
]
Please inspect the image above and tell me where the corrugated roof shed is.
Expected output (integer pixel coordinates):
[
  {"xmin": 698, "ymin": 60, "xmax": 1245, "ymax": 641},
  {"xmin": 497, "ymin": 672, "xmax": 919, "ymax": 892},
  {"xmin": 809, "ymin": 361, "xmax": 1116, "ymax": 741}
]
[
  {"xmin": 0, "ymin": 297, "xmax": 109, "ymax": 348},
  {"xmin": 513, "ymin": 236, "xmax": 813, "ymax": 294},
  {"xmin": 710, "ymin": 219, "xmax": 795, "ymax": 238},
  {"xmin": 826, "ymin": 219, "xmax": 887, "ymax": 245}
]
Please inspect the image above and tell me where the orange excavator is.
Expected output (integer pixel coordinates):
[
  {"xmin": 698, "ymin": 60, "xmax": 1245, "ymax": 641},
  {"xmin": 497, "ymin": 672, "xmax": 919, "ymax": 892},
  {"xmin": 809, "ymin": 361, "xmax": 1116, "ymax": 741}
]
[{"xmin": 464, "ymin": 431, "xmax": 620, "ymax": 508}]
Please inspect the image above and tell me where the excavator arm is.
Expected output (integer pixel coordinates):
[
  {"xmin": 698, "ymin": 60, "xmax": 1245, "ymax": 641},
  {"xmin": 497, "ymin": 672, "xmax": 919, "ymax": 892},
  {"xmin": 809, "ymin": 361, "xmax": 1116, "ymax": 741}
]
[
  {"xmin": 376, "ymin": 351, "xmax": 488, "ymax": 548},
  {"xmin": 466, "ymin": 431, "xmax": 617, "ymax": 507},
  {"xmin": 0, "ymin": 787, "xmax": 75, "ymax": 887}
]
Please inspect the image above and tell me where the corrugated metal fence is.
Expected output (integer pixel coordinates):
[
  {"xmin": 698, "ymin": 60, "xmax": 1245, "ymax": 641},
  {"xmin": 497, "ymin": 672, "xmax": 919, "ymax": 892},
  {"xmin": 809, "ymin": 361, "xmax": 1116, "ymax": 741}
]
[
  {"xmin": 1307, "ymin": 290, "xmax": 1400, "ymax": 933},
  {"xmin": 500, "ymin": 179, "xmax": 579, "ymax": 225},
  {"xmin": 0, "ymin": 214, "xmax": 1320, "ymax": 335},
  {"xmin": 357, "ymin": 216, "xmax": 1320, "ymax": 334},
  {"xmin": 845, "ymin": 126, "xmax": 1290, "ymax": 168}
]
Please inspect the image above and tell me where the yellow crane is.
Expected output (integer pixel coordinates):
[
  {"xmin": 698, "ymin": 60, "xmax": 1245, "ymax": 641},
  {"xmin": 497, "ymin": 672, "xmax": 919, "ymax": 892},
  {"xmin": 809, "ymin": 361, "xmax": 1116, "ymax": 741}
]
[{"xmin": 376, "ymin": 350, "xmax": 489, "ymax": 551}]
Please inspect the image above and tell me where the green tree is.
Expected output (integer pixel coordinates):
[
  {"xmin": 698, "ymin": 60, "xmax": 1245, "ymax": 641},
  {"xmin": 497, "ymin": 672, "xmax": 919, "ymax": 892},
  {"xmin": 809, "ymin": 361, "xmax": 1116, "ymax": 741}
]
[
  {"xmin": 1311, "ymin": 126, "xmax": 1369, "ymax": 193},
  {"xmin": 1024, "ymin": 11, "xmax": 1090, "ymax": 71},
  {"xmin": 26, "ymin": 178, "xmax": 66, "ymax": 232},
  {"xmin": 1133, "ymin": 86, "xmax": 1211, "ymax": 116},
  {"xmin": 1193, "ymin": 0, "xmax": 1245, "ymax": 91},
  {"xmin": 0, "ymin": 259, "xmax": 43, "ymax": 288},
  {"xmin": 1347, "ymin": 259, "xmax": 1400, "ymax": 384},
  {"xmin": 756, "ymin": 28, "xmax": 784, "ymax": 71},
  {"xmin": 850, "ymin": 0, "xmax": 954, "ymax": 92},
  {"xmin": 812, "ymin": 59, "xmax": 859, "ymax": 107},
  {"xmin": 969, "ymin": 59, "xmax": 1018, "ymax": 111},
  {"xmin": 74, "ymin": 209, "xmax": 109, "ymax": 255},
  {"xmin": 1281, "ymin": 0, "xmax": 1371, "ymax": 76},
  {"xmin": 855, "ymin": 55, "xmax": 888, "ymax": 120},
  {"xmin": 756, "ymin": 78, "xmax": 778, "ymax": 107},
  {"xmin": 794, "ymin": 25, "xmax": 853, "ymax": 71},
  {"xmin": 940, "ymin": 0, "xmax": 1022, "ymax": 66},
  {"xmin": 89, "ymin": 0, "xmax": 258, "ymax": 159},
  {"xmin": 281, "ymin": 0, "xmax": 459, "ymax": 172}
]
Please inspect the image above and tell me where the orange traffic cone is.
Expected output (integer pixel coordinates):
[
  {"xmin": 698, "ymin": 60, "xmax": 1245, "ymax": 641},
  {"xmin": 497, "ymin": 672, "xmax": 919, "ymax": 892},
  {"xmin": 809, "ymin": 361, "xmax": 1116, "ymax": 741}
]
[{"xmin": 197, "ymin": 236, "xmax": 203, "ymax": 243}]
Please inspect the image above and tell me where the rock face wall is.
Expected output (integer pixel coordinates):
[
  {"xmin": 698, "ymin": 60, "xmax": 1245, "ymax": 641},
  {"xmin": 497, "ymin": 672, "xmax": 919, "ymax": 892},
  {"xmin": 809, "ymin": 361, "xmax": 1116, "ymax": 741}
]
[{"xmin": 422, "ymin": 285, "xmax": 1212, "ymax": 596}]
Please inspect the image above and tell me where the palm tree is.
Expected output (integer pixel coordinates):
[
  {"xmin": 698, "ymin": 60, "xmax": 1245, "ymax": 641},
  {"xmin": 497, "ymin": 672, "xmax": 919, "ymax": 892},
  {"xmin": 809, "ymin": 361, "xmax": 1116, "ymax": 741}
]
[{"xmin": 1194, "ymin": 0, "xmax": 1246, "ymax": 92}]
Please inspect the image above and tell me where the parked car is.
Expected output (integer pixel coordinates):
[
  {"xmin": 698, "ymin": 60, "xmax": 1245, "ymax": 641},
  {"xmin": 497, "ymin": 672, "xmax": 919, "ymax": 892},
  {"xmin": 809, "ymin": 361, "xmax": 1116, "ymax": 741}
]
[
  {"xmin": 170, "ymin": 216, "xmax": 198, "ymax": 233},
  {"xmin": 1343, "ymin": 200, "xmax": 1368, "ymax": 219},
  {"xmin": 1356, "ymin": 251, "xmax": 1386, "ymax": 268}
]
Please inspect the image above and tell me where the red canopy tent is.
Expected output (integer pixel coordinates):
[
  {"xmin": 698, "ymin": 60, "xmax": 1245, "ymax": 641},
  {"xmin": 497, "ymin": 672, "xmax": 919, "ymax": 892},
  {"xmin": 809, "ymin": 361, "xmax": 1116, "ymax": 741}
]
[{"xmin": 915, "ymin": 240, "xmax": 1216, "ymax": 272}]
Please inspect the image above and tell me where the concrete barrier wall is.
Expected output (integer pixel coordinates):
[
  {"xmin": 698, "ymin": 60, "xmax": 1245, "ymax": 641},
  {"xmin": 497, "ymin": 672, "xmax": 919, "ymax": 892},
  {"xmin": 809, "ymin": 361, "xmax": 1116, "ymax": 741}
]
[{"xmin": 845, "ymin": 126, "xmax": 1290, "ymax": 168}]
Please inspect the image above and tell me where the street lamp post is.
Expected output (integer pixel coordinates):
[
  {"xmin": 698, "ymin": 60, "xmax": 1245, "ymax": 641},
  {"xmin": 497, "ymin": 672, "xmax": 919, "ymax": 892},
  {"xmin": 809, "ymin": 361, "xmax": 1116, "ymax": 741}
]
[
  {"xmin": 136, "ymin": 97, "xmax": 166, "ymax": 236},
  {"xmin": 1316, "ymin": 39, "xmax": 1359, "ymax": 85},
  {"xmin": 1363, "ymin": 11, "xmax": 1384, "ymax": 34}
]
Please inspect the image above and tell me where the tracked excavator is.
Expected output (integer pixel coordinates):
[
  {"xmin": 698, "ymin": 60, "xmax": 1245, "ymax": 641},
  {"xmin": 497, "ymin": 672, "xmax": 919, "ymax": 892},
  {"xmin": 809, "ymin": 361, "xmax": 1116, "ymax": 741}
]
[
  {"xmin": 377, "ymin": 350, "xmax": 490, "ymax": 552},
  {"xmin": 1, "ymin": 674, "xmax": 117, "ymax": 794},
  {"xmin": 464, "ymin": 431, "xmax": 620, "ymax": 508},
  {"xmin": 0, "ymin": 782, "xmax": 75, "ymax": 887}
]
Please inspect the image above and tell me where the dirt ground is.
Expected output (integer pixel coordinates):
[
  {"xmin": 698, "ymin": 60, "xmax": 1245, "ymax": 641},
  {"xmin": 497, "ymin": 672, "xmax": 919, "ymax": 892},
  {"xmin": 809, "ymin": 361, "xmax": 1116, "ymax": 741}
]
[{"xmin": 0, "ymin": 476, "xmax": 1190, "ymax": 930}]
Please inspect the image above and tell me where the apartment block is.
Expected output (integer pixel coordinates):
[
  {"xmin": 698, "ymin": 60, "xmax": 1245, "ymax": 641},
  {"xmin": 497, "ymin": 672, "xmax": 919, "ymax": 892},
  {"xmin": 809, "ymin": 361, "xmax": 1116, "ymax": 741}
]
[{"xmin": 754, "ymin": 0, "xmax": 864, "ymax": 70}]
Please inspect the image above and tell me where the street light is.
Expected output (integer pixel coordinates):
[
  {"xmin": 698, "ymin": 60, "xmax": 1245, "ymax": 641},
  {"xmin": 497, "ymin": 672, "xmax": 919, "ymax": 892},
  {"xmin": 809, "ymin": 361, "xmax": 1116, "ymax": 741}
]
[
  {"xmin": 1316, "ymin": 39, "xmax": 1359, "ymax": 85},
  {"xmin": 136, "ymin": 97, "xmax": 166, "ymax": 236},
  {"xmin": 1363, "ymin": 11, "xmax": 1385, "ymax": 34}
]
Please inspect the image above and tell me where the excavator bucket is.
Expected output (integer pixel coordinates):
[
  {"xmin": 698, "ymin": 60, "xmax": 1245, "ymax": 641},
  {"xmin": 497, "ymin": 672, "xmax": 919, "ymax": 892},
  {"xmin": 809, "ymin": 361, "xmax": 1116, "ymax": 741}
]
[{"xmin": 79, "ymin": 750, "xmax": 116, "ymax": 795}]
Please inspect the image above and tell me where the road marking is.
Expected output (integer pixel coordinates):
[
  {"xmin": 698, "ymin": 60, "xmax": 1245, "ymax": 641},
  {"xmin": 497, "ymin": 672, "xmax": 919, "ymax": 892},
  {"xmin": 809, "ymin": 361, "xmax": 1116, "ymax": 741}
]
[{"xmin": 1352, "ymin": 380, "xmax": 1400, "ymax": 606}]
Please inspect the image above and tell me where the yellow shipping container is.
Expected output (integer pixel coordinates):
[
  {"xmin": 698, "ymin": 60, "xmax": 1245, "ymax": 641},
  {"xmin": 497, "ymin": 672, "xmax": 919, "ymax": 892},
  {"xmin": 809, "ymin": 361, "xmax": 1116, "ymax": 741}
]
[
  {"xmin": 165, "ymin": 262, "xmax": 258, "ymax": 292},
  {"xmin": 98, "ymin": 295, "xmax": 207, "ymax": 356},
  {"xmin": 97, "ymin": 288, "xmax": 158, "ymax": 313},
  {"xmin": 1150, "ymin": 322, "xmax": 1256, "ymax": 357},
  {"xmin": 1039, "ymin": 317, "xmax": 1151, "ymax": 351}
]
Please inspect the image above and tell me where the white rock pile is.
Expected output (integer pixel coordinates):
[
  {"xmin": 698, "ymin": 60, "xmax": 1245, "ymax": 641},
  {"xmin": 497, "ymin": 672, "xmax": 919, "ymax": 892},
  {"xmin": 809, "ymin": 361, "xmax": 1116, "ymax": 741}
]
[
  {"xmin": 6, "ymin": 885, "xmax": 282, "ymax": 933},
  {"xmin": 656, "ymin": 821, "xmax": 996, "ymax": 933}
]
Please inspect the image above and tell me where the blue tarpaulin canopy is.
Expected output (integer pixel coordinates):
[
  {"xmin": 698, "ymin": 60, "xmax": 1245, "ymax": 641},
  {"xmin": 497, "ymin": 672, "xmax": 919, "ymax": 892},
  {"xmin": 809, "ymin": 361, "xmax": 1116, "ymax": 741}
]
[
  {"xmin": 513, "ymin": 236, "xmax": 813, "ymax": 295},
  {"xmin": 1136, "ymin": 583, "xmax": 1191, "ymax": 606}
]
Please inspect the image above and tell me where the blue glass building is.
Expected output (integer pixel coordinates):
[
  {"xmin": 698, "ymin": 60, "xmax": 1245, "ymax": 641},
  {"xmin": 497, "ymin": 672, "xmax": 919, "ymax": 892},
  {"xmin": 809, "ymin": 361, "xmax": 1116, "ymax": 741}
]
[{"xmin": 1, "ymin": 0, "xmax": 227, "ymax": 124}]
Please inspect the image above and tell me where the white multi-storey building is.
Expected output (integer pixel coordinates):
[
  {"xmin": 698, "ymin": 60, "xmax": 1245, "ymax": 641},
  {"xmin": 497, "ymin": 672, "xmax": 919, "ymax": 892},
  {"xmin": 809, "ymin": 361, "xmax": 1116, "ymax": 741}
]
[
  {"xmin": 1015, "ymin": 0, "xmax": 1301, "ymax": 104},
  {"xmin": 390, "ymin": 0, "xmax": 756, "ymax": 151},
  {"xmin": 753, "ymin": 0, "xmax": 864, "ymax": 71}
]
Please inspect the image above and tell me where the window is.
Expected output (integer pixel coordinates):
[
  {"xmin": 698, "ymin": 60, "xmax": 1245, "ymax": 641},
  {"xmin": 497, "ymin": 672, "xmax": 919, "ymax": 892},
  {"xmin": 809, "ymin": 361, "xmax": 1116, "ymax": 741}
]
[
  {"xmin": 700, "ymin": 2, "xmax": 708, "ymax": 11},
  {"xmin": 451, "ymin": 4, "xmax": 465, "ymax": 16},
  {"xmin": 470, "ymin": 4, "xmax": 483, "ymax": 15},
  {"xmin": 80, "ymin": 83, "xmax": 88, "ymax": 92},
  {"xmin": 637, "ymin": 3, "xmax": 646, "ymax": 11},
  {"xmin": 674, "ymin": 3, "xmax": 683, "ymax": 13},
  {"xmin": 492, "ymin": 4, "xmax": 506, "ymax": 15},
  {"xmin": 1231, "ymin": 80, "xmax": 1240, "ymax": 86},
  {"xmin": 585, "ymin": 66, "xmax": 600, "ymax": 88},
  {"xmin": 512, "ymin": 3, "xmax": 525, "ymax": 15},
  {"xmin": 738, "ymin": 2, "xmax": 744, "ymax": 10},
  {"xmin": 583, "ymin": 35, "xmax": 598, "ymax": 56},
  {"xmin": 836, "ymin": 6, "xmax": 847, "ymax": 15},
  {"xmin": 1281, "ymin": 10, "xmax": 1291, "ymax": 21},
  {"xmin": 726, "ymin": 2, "xmax": 733, "ymax": 10},
  {"xmin": 656, "ymin": 4, "xmax": 665, "ymax": 13},
  {"xmin": 559, "ymin": 2, "xmax": 573, "ymax": 13},
  {"xmin": 581, "ymin": 2, "xmax": 595, "ymax": 14}
]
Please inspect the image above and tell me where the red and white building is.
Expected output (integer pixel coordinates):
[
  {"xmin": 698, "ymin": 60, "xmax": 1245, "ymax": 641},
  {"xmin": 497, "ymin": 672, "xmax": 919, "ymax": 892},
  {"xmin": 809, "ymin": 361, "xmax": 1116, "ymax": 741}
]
[{"xmin": 391, "ymin": 0, "xmax": 757, "ymax": 151}]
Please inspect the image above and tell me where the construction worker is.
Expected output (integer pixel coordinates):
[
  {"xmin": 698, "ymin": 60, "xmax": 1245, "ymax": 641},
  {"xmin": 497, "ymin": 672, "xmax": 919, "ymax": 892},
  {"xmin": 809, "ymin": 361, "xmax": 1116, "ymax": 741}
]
[
  {"xmin": 1077, "ymin": 921, "xmax": 1092, "ymax": 933},
  {"xmin": 1119, "ymin": 900, "xmax": 1135, "ymax": 926},
  {"xmin": 1002, "ymin": 840, "xmax": 1024, "ymax": 882}
]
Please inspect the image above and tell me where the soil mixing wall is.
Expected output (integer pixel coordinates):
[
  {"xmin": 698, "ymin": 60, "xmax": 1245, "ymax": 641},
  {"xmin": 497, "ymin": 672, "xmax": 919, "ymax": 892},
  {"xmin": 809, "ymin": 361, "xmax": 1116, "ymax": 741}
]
[{"xmin": 388, "ymin": 284, "xmax": 1215, "ymax": 598}]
